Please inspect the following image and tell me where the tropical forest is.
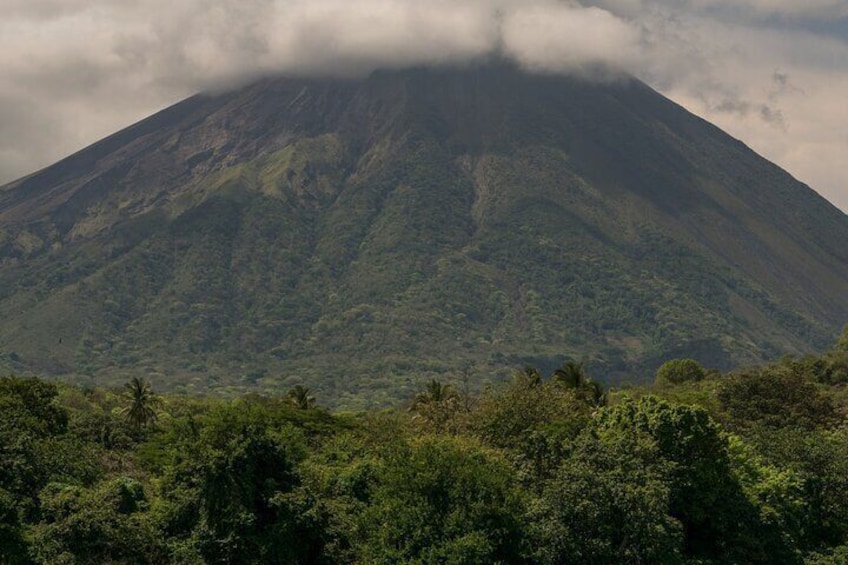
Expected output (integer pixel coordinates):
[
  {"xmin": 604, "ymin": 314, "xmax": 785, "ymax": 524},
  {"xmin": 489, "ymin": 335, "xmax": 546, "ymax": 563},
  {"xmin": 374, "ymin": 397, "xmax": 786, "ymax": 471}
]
[{"xmin": 2, "ymin": 327, "xmax": 848, "ymax": 564}]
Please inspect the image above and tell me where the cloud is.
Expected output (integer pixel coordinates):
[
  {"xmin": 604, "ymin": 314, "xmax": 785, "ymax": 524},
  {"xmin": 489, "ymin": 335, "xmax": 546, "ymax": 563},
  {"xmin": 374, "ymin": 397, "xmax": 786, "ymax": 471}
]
[
  {"xmin": 689, "ymin": 0, "xmax": 848, "ymax": 20},
  {"xmin": 500, "ymin": 2, "xmax": 642, "ymax": 74},
  {"xmin": 0, "ymin": 0, "xmax": 846, "ymax": 211}
]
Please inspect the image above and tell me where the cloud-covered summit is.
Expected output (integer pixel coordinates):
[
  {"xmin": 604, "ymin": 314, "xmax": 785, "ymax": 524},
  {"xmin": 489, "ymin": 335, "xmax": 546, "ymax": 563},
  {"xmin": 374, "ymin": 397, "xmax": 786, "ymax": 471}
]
[{"xmin": 1, "ymin": 0, "xmax": 847, "ymax": 210}]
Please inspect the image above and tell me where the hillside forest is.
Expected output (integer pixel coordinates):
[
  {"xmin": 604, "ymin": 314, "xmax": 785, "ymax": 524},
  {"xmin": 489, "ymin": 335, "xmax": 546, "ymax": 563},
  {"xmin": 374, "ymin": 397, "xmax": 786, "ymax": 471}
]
[
  {"xmin": 2, "ymin": 327, "xmax": 848, "ymax": 564},
  {"xmin": 4, "ymin": 67, "xmax": 848, "ymax": 404}
]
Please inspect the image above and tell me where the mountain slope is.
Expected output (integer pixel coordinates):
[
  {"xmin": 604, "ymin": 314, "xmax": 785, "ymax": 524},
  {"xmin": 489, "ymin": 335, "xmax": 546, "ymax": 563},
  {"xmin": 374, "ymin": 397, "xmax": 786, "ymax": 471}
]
[{"xmin": 1, "ymin": 64, "xmax": 846, "ymax": 407}]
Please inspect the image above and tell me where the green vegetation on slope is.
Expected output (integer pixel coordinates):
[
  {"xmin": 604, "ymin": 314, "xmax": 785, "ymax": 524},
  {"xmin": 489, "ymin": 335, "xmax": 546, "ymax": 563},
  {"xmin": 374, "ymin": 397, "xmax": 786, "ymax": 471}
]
[{"xmin": 0, "ymin": 66, "xmax": 846, "ymax": 406}]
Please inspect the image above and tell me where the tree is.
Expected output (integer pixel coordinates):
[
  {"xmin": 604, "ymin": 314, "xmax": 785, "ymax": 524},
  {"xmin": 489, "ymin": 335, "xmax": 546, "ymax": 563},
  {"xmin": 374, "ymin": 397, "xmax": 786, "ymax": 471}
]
[
  {"xmin": 409, "ymin": 379, "xmax": 456, "ymax": 410},
  {"xmin": 157, "ymin": 404, "xmax": 321, "ymax": 563},
  {"xmin": 470, "ymin": 379, "xmax": 590, "ymax": 489},
  {"xmin": 551, "ymin": 361, "xmax": 606, "ymax": 408},
  {"xmin": 655, "ymin": 359, "xmax": 707, "ymax": 386},
  {"xmin": 823, "ymin": 327, "xmax": 848, "ymax": 384},
  {"xmin": 726, "ymin": 434, "xmax": 807, "ymax": 558},
  {"xmin": 409, "ymin": 380, "xmax": 462, "ymax": 433},
  {"xmin": 287, "ymin": 385, "xmax": 316, "ymax": 410},
  {"xmin": 805, "ymin": 545, "xmax": 848, "ymax": 564},
  {"xmin": 530, "ymin": 427, "xmax": 684, "ymax": 564},
  {"xmin": 29, "ymin": 477, "xmax": 163, "ymax": 564},
  {"xmin": 717, "ymin": 366, "xmax": 839, "ymax": 430},
  {"xmin": 357, "ymin": 437, "xmax": 529, "ymax": 564},
  {"xmin": 551, "ymin": 361, "xmax": 586, "ymax": 389},
  {"xmin": 471, "ymin": 380, "xmax": 587, "ymax": 450},
  {"xmin": 751, "ymin": 427, "xmax": 848, "ymax": 549},
  {"xmin": 0, "ymin": 376, "xmax": 68, "ymax": 437},
  {"xmin": 0, "ymin": 376, "xmax": 72, "ymax": 522},
  {"xmin": 824, "ymin": 353, "xmax": 848, "ymax": 385},
  {"xmin": 0, "ymin": 487, "xmax": 27, "ymax": 564},
  {"xmin": 836, "ymin": 325, "xmax": 848, "ymax": 353},
  {"xmin": 513, "ymin": 366, "xmax": 542, "ymax": 388},
  {"xmin": 119, "ymin": 377, "xmax": 159, "ymax": 432},
  {"xmin": 595, "ymin": 396, "xmax": 774, "ymax": 562}
]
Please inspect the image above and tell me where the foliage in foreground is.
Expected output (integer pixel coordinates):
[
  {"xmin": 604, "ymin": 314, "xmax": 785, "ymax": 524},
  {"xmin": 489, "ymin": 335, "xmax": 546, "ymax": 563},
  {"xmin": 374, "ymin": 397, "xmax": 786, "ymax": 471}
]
[{"xmin": 1, "ymin": 333, "xmax": 847, "ymax": 564}]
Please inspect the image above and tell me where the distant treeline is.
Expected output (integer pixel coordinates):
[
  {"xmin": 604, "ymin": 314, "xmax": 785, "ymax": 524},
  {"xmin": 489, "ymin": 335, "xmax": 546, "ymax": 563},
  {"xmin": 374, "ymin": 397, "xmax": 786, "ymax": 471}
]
[{"xmin": 1, "ymin": 328, "xmax": 848, "ymax": 564}]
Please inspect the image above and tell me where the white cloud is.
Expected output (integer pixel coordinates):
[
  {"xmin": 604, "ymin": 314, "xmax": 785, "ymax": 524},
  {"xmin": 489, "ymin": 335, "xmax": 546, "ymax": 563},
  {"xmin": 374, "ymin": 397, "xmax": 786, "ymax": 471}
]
[
  {"xmin": 0, "ymin": 0, "xmax": 846, "ymax": 212},
  {"xmin": 501, "ymin": 2, "xmax": 642, "ymax": 74}
]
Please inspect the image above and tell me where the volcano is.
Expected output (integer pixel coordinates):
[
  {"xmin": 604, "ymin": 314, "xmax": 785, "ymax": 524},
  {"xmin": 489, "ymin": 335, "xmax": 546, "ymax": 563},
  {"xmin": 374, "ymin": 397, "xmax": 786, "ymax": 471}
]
[{"xmin": 1, "ymin": 64, "xmax": 846, "ymax": 407}]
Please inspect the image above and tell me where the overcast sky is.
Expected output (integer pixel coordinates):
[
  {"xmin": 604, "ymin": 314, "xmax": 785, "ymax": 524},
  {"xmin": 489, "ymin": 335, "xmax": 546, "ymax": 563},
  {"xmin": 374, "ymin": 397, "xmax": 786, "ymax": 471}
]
[{"xmin": 1, "ymin": 0, "xmax": 846, "ymax": 212}]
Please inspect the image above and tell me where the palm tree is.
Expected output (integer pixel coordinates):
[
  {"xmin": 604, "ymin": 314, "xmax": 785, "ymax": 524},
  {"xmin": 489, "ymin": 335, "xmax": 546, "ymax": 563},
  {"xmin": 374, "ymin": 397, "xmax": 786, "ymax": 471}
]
[
  {"xmin": 120, "ymin": 377, "xmax": 158, "ymax": 430},
  {"xmin": 409, "ymin": 379, "xmax": 463, "ymax": 433},
  {"xmin": 583, "ymin": 379, "xmax": 607, "ymax": 409},
  {"xmin": 551, "ymin": 361, "xmax": 587, "ymax": 389},
  {"xmin": 409, "ymin": 379, "xmax": 456, "ymax": 412},
  {"xmin": 287, "ymin": 385, "xmax": 316, "ymax": 410},
  {"xmin": 552, "ymin": 361, "xmax": 606, "ymax": 408},
  {"xmin": 514, "ymin": 366, "xmax": 542, "ymax": 388}
]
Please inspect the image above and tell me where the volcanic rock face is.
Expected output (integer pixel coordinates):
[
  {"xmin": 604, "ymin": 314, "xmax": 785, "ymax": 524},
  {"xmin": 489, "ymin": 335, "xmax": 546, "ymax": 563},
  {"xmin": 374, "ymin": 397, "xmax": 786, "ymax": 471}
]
[{"xmin": 1, "ymin": 64, "xmax": 846, "ymax": 406}]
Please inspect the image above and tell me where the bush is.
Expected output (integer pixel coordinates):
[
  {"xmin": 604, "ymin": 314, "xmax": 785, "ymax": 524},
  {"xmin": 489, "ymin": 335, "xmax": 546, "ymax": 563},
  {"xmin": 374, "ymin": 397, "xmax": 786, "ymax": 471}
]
[
  {"xmin": 655, "ymin": 359, "xmax": 707, "ymax": 386},
  {"xmin": 717, "ymin": 367, "xmax": 839, "ymax": 430},
  {"xmin": 357, "ymin": 436, "xmax": 529, "ymax": 564}
]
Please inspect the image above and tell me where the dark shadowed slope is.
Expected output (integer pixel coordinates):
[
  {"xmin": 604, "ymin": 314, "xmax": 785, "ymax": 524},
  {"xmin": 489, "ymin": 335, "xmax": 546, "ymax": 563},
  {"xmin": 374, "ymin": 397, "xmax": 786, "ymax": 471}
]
[{"xmin": 1, "ymin": 64, "xmax": 846, "ymax": 407}]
